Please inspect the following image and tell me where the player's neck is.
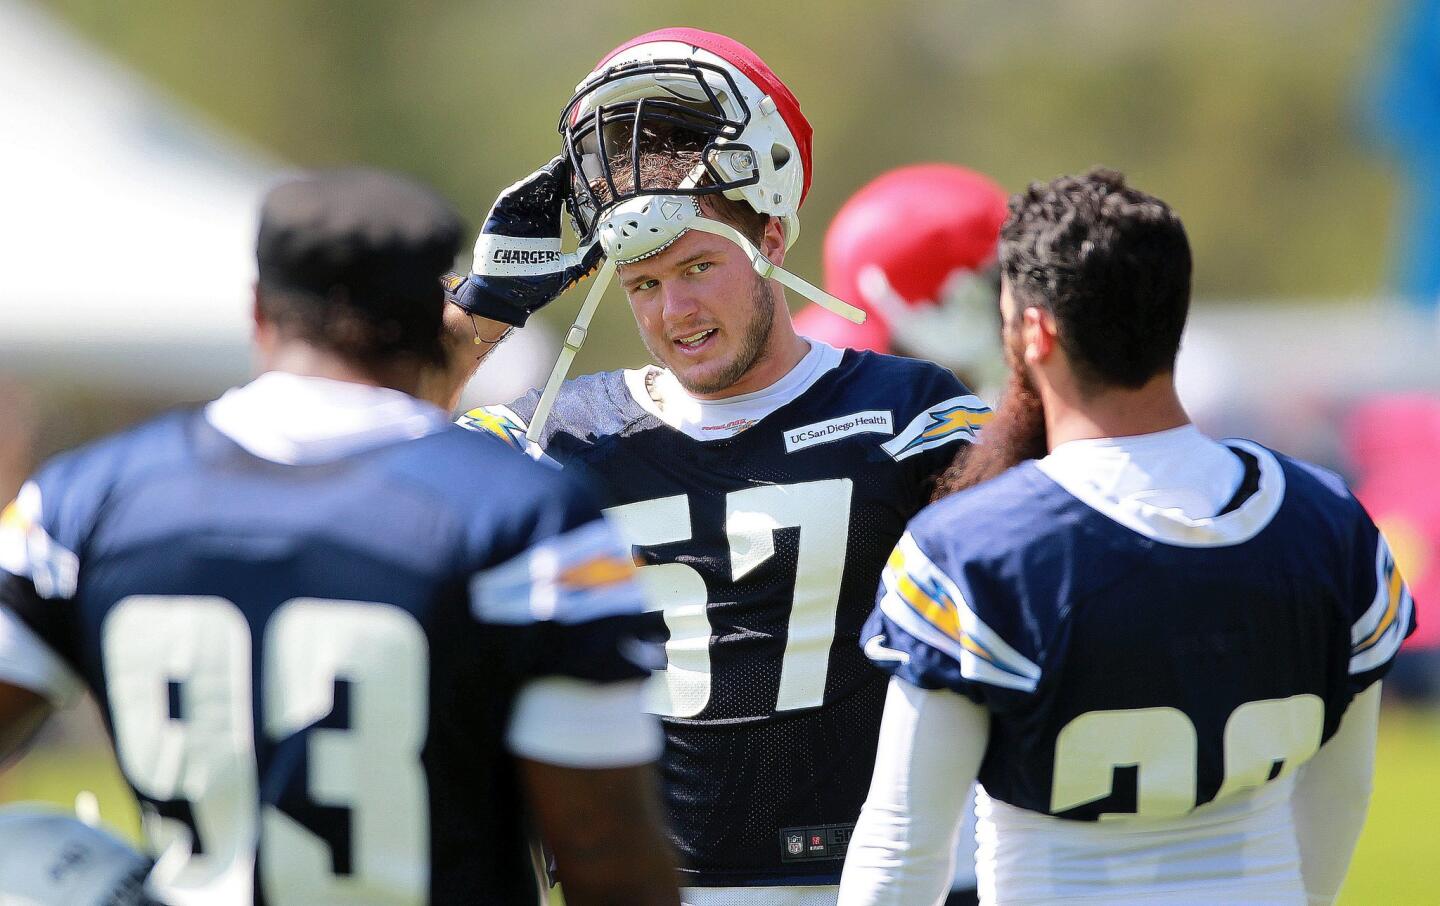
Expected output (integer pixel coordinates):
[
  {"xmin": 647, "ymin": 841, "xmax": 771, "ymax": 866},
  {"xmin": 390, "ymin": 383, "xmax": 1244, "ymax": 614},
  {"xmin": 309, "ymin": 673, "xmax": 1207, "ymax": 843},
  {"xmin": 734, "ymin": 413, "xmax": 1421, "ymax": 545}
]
[
  {"xmin": 1040, "ymin": 372, "xmax": 1191, "ymax": 450},
  {"xmin": 689, "ymin": 321, "xmax": 810, "ymax": 401},
  {"xmin": 260, "ymin": 342, "xmax": 425, "ymax": 399}
]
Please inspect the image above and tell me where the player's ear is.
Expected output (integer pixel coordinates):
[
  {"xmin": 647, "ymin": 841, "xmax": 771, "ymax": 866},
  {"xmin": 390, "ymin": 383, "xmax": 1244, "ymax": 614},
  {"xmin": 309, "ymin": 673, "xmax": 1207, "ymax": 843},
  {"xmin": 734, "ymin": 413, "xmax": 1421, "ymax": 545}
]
[
  {"xmin": 760, "ymin": 216, "xmax": 786, "ymax": 268},
  {"xmin": 251, "ymin": 282, "xmax": 265, "ymax": 330},
  {"xmin": 1021, "ymin": 306, "xmax": 1055, "ymax": 365},
  {"xmin": 252, "ymin": 282, "xmax": 279, "ymax": 354}
]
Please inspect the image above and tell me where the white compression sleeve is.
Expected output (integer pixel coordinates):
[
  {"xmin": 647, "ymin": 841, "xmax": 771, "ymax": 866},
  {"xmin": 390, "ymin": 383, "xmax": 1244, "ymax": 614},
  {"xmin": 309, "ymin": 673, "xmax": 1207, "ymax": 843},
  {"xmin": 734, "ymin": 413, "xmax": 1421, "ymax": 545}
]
[
  {"xmin": 1291, "ymin": 682, "xmax": 1381, "ymax": 906},
  {"xmin": 839, "ymin": 678, "xmax": 989, "ymax": 906}
]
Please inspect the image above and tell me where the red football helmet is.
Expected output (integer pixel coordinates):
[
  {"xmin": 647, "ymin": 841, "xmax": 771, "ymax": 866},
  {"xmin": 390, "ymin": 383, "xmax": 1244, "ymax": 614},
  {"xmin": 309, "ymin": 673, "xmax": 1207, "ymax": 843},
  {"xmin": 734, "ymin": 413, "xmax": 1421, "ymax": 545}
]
[
  {"xmin": 561, "ymin": 27, "xmax": 812, "ymax": 249},
  {"xmin": 795, "ymin": 163, "xmax": 1009, "ymax": 371},
  {"xmin": 524, "ymin": 29, "xmax": 861, "ymax": 444}
]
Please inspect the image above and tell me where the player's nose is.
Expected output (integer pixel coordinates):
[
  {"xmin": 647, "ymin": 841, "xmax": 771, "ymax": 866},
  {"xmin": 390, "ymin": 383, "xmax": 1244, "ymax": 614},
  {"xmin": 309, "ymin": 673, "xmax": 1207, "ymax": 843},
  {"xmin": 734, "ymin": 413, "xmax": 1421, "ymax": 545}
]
[{"xmin": 659, "ymin": 281, "xmax": 702, "ymax": 326}]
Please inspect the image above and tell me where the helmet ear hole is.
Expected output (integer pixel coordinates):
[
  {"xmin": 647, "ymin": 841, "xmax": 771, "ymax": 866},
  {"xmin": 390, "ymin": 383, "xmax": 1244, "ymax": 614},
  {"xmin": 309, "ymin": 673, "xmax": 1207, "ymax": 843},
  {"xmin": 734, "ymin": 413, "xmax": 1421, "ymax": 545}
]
[{"xmin": 771, "ymin": 144, "xmax": 791, "ymax": 170}]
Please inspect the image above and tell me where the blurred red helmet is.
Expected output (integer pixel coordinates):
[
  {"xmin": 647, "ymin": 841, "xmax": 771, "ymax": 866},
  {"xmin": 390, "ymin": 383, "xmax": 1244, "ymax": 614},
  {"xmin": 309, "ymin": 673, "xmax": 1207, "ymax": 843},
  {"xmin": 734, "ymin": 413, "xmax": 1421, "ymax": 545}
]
[{"xmin": 794, "ymin": 163, "xmax": 1008, "ymax": 370}]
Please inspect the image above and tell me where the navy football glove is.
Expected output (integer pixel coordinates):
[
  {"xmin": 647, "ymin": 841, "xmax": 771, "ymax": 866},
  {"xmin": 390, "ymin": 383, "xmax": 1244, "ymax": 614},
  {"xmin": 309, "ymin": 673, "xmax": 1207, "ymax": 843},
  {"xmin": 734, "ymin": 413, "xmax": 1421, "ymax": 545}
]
[{"xmin": 452, "ymin": 156, "xmax": 604, "ymax": 327}]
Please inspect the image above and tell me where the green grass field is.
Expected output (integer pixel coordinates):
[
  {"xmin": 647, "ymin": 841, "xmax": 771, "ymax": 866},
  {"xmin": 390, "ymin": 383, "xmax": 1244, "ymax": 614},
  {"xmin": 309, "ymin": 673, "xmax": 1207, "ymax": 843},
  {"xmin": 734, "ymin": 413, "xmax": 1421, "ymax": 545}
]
[
  {"xmin": 4, "ymin": 706, "xmax": 1438, "ymax": 902},
  {"xmin": 1342, "ymin": 706, "xmax": 1440, "ymax": 904}
]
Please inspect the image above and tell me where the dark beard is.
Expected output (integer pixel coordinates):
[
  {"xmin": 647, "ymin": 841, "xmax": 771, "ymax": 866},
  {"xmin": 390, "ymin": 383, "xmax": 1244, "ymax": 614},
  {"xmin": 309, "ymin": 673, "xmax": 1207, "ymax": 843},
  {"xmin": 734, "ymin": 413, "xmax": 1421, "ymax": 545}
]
[
  {"xmin": 930, "ymin": 334, "xmax": 1048, "ymax": 501},
  {"xmin": 668, "ymin": 274, "xmax": 776, "ymax": 396}
]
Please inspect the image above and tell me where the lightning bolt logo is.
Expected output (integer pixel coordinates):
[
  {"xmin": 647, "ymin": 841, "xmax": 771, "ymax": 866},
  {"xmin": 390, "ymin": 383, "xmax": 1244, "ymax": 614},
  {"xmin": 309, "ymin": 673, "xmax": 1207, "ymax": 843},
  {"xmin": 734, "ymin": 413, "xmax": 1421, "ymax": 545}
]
[
  {"xmin": 895, "ymin": 404, "xmax": 993, "ymax": 455},
  {"xmin": 459, "ymin": 408, "xmax": 528, "ymax": 452}
]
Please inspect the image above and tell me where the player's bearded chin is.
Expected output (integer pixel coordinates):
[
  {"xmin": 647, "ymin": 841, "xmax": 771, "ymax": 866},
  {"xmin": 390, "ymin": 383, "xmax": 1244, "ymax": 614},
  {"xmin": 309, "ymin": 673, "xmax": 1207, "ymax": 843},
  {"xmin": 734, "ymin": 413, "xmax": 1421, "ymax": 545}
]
[
  {"xmin": 662, "ymin": 271, "xmax": 776, "ymax": 395},
  {"xmin": 932, "ymin": 323, "xmax": 1048, "ymax": 500}
]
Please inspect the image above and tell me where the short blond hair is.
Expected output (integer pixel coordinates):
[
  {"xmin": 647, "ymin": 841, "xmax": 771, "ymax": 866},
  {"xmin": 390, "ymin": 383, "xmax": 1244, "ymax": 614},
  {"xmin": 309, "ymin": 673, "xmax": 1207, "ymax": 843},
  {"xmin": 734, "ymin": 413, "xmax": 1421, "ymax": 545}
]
[{"xmin": 590, "ymin": 144, "xmax": 770, "ymax": 245}]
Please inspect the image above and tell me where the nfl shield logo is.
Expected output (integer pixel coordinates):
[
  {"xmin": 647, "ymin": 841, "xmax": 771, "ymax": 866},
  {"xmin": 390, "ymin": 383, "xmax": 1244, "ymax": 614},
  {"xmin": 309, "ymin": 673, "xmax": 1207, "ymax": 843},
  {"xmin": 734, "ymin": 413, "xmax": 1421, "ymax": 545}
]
[{"xmin": 786, "ymin": 832, "xmax": 804, "ymax": 856}]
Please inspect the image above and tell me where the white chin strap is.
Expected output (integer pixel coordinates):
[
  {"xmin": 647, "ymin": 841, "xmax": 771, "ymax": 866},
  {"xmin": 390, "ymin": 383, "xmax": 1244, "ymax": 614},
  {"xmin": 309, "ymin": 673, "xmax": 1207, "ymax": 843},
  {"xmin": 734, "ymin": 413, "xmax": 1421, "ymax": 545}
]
[
  {"xmin": 526, "ymin": 256, "xmax": 615, "ymax": 443},
  {"xmin": 525, "ymin": 194, "xmax": 865, "ymax": 443},
  {"xmin": 689, "ymin": 217, "xmax": 866, "ymax": 323}
]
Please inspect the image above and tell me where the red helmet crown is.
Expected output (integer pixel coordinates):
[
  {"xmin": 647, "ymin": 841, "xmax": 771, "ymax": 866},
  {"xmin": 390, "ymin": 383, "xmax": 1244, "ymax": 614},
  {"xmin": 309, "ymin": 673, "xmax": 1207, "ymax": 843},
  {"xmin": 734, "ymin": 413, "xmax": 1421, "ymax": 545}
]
[
  {"xmin": 824, "ymin": 164, "xmax": 1007, "ymax": 313},
  {"xmin": 594, "ymin": 28, "xmax": 813, "ymax": 207}
]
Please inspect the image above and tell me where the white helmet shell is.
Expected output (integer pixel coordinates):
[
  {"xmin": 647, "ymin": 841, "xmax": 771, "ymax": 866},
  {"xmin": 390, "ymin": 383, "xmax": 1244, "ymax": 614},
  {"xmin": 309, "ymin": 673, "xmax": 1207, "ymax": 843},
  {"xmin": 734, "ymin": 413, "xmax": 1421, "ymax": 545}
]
[{"xmin": 559, "ymin": 28, "xmax": 812, "ymax": 249}]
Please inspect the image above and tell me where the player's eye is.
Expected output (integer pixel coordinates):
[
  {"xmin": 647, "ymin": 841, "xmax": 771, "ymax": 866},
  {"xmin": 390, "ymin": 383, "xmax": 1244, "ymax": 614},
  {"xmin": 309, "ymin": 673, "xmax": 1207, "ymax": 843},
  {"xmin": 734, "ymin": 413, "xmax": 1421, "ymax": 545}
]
[
  {"xmin": 687, "ymin": 262, "xmax": 713, "ymax": 276},
  {"xmin": 635, "ymin": 278, "xmax": 659, "ymax": 292}
]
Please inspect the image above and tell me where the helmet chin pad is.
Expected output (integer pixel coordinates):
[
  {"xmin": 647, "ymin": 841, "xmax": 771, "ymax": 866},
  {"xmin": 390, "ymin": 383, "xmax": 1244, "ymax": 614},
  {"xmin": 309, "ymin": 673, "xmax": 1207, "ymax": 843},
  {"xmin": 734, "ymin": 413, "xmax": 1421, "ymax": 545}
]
[
  {"xmin": 596, "ymin": 194, "xmax": 702, "ymax": 263},
  {"xmin": 595, "ymin": 193, "xmax": 861, "ymax": 322},
  {"xmin": 594, "ymin": 191, "xmax": 798, "ymax": 263}
]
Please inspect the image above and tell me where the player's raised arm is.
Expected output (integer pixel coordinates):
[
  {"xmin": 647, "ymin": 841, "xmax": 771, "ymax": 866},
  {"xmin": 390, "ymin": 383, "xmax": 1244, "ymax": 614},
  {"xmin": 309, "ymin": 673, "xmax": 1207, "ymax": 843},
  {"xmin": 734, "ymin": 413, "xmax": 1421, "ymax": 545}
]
[
  {"xmin": 425, "ymin": 159, "xmax": 604, "ymax": 412},
  {"xmin": 447, "ymin": 157, "xmax": 604, "ymax": 350}
]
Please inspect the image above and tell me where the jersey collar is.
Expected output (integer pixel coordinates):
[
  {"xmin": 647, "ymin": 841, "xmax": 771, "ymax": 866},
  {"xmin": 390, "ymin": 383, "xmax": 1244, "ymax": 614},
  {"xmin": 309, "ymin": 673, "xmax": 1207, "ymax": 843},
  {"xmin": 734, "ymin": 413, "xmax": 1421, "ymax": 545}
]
[
  {"xmin": 1036, "ymin": 431, "xmax": 1286, "ymax": 547},
  {"xmin": 622, "ymin": 340, "xmax": 844, "ymax": 442},
  {"xmin": 205, "ymin": 372, "xmax": 451, "ymax": 465}
]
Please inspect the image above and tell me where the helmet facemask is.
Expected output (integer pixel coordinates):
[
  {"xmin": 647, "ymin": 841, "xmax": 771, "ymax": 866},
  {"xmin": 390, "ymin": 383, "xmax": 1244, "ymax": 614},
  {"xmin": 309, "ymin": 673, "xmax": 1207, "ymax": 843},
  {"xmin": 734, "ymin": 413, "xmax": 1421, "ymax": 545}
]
[{"xmin": 559, "ymin": 57, "xmax": 765, "ymax": 246}]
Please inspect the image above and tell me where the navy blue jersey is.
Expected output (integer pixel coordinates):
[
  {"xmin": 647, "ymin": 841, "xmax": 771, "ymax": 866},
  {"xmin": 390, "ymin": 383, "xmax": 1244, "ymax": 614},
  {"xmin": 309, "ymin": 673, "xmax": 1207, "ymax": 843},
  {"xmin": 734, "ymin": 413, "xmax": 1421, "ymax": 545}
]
[
  {"xmin": 0, "ymin": 408, "xmax": 651, "ymax": 904},
  {"xmin": 866, "ymin": 441, "xmax": 1416, "ymax": 821},
  {"xmin": 459, "ymin": 348, "xmax": 987, "ymax": 886}
]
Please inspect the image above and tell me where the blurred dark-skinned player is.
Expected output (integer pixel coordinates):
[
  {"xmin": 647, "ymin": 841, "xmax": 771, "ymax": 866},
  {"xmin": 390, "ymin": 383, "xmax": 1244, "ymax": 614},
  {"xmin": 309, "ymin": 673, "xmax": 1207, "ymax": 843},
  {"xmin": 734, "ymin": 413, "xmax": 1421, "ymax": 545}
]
[{"xmin": 0, "ymin": 169, "xmax": 678, "ymax": 906}]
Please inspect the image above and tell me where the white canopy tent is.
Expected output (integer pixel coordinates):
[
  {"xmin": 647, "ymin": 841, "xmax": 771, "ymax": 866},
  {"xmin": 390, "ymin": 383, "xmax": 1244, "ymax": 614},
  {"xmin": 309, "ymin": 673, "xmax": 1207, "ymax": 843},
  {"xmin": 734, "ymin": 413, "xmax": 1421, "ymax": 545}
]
[
  {"xmin": 0, "ymin": 0, "xmax": 550, "ymax": 404},
  {"xmin": 0, "ymin": 0, "xmax": 272, "ymax": 395}
]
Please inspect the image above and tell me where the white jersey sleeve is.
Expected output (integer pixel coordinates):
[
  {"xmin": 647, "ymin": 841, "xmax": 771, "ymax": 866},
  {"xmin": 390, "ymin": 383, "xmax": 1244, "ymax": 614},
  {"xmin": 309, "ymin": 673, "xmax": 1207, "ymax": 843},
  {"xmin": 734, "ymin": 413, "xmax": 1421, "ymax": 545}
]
[{"xmin": 506, "ymin": 676, "xmax": 662, "ymax": 768}]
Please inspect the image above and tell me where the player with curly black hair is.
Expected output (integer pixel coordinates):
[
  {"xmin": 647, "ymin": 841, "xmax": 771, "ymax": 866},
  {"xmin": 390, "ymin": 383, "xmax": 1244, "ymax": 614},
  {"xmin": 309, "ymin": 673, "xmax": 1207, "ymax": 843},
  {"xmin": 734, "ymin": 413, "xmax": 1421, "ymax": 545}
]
[{"xmin": 841, "ymin": 168, "xmax": 1412, "ymax": 905}]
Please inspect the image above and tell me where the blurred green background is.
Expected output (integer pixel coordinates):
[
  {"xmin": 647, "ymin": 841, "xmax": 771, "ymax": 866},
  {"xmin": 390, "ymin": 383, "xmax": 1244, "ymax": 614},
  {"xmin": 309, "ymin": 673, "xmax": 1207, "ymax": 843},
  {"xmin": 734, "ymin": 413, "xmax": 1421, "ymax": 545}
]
[
  {"xmin": 7, "ymin": 1, "xmax": 1437, "ymax": 902},
  {"xmin": 39, "ymin": 0, "xmax": 1401, "ymax": 373}
]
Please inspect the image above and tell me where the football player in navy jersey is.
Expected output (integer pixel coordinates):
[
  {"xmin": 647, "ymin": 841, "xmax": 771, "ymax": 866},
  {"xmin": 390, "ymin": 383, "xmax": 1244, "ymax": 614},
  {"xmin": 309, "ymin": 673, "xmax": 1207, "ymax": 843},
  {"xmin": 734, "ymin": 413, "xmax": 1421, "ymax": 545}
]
[
  {"xmin": 840, "ymin": 169, "xmax": 1416, "ymax": 905},
  {"xmin": 0, "ymin": 170, "xmax": 678, "ymax": 906},
  {"xmin": 444, "ymin": 28, "xmax": 992, "ymax": 906}
]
